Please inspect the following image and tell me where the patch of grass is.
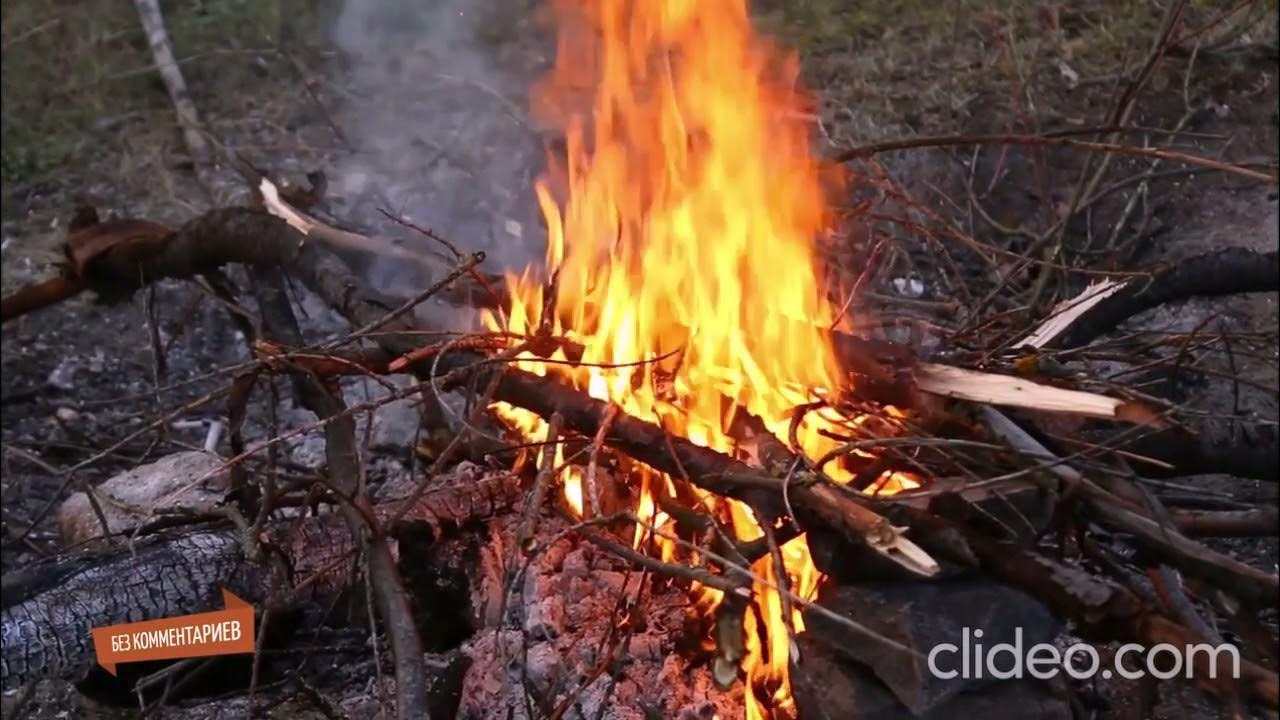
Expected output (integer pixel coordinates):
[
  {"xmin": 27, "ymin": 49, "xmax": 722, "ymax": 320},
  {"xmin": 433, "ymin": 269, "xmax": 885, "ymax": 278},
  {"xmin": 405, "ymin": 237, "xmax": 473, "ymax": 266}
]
[
  {"xmin": 754, "ymin": 0, "xmax": 1279, "ymax": 140},
  {"xmin": 0, "ymin": 0, "xmax": 328, "ymax": 186}
]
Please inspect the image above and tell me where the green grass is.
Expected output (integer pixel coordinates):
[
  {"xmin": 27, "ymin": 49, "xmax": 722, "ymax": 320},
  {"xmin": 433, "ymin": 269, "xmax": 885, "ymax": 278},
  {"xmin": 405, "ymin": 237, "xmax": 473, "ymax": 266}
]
[
  {"xmin": 754, "ymin": 0, "xmax": 1279, "ymax": 138},
  {"xmin": 0, "ymin": 0, "xmax": 327, "ymax": 186},
  {"xmin": 3, "ymin": 0, "xmax": 1274, "ymax": 186}
]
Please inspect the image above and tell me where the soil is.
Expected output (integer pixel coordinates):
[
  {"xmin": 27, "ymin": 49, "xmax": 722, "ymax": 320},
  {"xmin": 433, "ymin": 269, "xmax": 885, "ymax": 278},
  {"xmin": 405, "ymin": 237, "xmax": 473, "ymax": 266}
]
[{"xmin": 2, "ymin": 1, "xmax": 1277, "ymax": 718}]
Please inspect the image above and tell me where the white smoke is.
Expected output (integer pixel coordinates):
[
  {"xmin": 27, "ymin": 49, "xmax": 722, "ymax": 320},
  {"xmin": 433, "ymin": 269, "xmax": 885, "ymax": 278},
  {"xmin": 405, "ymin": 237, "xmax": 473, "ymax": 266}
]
[{"xmin": 328, "ymin": 0, "xmax": 550, "ymax": 292}]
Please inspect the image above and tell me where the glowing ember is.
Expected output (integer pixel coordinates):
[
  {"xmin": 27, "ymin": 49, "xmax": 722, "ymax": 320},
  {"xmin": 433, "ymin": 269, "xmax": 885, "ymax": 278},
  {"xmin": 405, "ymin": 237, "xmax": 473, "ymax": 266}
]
[{"xmin": 481, "ymin": 1, "xmax": 913, "ymax": 716}]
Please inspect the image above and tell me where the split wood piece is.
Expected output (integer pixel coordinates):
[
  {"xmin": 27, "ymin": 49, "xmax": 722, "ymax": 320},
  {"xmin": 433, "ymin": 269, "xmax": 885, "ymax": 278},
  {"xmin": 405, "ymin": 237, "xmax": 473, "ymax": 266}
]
[
  {"xmin": 0, "ymin": 471, "xmax": 521, "ymax": 689},
  {"xmin": 1015, "ymin": 247, "xmax": 1280, "ymax": 350},
  {"xmin": 915, "ymin": 363, "xmax": 1160, "ymax": 425},
  {"xmin": 981, "ymin": 407, "xmax": 1279, "ymax": 606},
  {"xmin": 771, "ymin": 315, "xmax": 1156, "ymax": 427},
  {"xmin": 1015, "ymin": 279, "xmax": 1125, "ymax": 349}
]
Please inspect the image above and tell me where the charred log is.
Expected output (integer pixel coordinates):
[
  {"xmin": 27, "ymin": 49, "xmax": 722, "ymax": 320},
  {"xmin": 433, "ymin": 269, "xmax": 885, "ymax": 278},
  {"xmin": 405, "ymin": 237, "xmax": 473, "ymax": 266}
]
[
  {"xmin": 1046, "ymin": 248, "xmax": 1280, "ymax": 350},
  {"xmin": 1, "ymin": 529, "xmax": 282, "ymax": 689},
  {"xmin": 0, "ymin": 471, "xmax": 520, "ymax": 690},
  {"xmin": 1105, "ymin": 421, "xmax": 1280, "ymax": 484}
]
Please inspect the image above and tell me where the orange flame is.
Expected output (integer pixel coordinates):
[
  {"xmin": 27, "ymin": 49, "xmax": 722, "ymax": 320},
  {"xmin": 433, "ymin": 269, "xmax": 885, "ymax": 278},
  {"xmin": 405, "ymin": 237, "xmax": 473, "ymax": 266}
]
[{"xmin": 481, "ymin": 1, "xmax": 911, "ymax": 716}]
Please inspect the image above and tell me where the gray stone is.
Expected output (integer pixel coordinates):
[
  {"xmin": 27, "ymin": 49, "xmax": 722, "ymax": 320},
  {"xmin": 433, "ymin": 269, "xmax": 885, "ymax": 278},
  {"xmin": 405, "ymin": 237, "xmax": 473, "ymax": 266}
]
[
  {"xmin": 794, "ymin": 633, "xmax": 1073, "ymax": 720},
  {"xmin": 803, "ymin": 578, "xmax": 1059, "ymax": 716},
  {"xmin": 56, "ymin": 451, "xmax": 230, "ymax": 546},
  {"xmin": 344, "ymin": 375, "xmax": 424, "ymax": 452}
]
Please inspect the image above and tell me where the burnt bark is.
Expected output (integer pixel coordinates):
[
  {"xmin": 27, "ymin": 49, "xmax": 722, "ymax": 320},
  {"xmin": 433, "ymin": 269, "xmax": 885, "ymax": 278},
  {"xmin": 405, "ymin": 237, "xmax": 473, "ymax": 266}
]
[
  {"xmin": 1111, "ymin": 422, "xmax": 1280, "ymax": 484},
  {"xmin": 0, "ymin": 472, "xmax": 521, "ymax": 690},
  {"xmin": 1, "ymin": 529, "xmax": 276, "ymax": 688}
]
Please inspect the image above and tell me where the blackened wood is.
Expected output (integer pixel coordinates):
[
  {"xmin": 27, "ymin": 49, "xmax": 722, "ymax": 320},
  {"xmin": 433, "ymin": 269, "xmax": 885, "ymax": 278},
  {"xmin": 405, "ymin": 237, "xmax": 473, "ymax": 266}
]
[
  {"xmin": 1, "ymin": 529, "xmax": 277, "ymax": 688},
  {"xmin": 0, "ymin": 472, "xmax": 521, "ymax": 690},
  {"xmin": 1047, "ymin": 248, "xmax": 1280, "ymax": 349}
]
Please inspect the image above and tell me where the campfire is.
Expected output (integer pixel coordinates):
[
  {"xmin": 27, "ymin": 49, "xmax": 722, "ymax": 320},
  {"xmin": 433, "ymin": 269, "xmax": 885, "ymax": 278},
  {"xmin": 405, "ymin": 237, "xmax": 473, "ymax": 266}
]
[
  {"xmin": 483, "ymin": 1, "xmax": 919, "ymax": 714},
  {"xmin": 1, "ymin": 0, "xmax": 1277, "ymax": 719}
]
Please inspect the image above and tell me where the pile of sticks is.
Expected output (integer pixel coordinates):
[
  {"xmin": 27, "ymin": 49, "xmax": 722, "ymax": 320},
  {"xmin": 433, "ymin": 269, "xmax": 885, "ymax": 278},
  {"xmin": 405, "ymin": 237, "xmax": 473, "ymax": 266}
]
[{"xmin": 1, "ymin": 168, "xmax": 1277, "ymax": 717}]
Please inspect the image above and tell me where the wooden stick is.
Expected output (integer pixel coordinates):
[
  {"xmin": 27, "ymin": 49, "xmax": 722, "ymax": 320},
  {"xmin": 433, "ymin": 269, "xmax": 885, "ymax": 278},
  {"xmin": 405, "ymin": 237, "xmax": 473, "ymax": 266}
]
[
  {"xmin": 131, "ymin": 0, "xmax": 208, "ymax": 162},
  {"xmin": 981, "ymin": 407, "xmax": 1279, "ymax": 605}
]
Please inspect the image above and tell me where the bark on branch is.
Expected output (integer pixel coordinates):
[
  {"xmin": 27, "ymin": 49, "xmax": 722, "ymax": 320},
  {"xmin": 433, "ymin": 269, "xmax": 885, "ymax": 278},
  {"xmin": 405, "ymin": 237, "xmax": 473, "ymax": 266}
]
[
  {"xmin": 1045, "ymin": 247, "xmax": 1280, "ymax": 349},
  {"xmin": 5, "ymin": 209, "xmax": 916, "ymax": 558}
]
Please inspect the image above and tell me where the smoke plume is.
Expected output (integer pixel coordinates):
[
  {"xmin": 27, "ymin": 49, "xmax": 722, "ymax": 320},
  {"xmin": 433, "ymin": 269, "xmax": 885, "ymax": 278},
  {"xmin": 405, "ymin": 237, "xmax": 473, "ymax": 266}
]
[{"xmin": 329, "ymin": 0, "xmax": 550, "ymax": 296}]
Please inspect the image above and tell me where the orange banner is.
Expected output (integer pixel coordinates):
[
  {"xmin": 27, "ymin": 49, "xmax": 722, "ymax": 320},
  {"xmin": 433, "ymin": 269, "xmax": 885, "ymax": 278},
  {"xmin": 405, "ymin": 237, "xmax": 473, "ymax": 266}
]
[{"xmin": 91, "ymin": 588, "xmax": 255, "ymax": 675}]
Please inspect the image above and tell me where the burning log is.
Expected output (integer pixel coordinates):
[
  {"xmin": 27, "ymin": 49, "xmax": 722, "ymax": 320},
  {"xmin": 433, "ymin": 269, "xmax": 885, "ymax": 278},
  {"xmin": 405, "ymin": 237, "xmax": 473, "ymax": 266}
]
[{"xmin": 2, "ymin": 201, "xmax": 1276, "ymax": 714}]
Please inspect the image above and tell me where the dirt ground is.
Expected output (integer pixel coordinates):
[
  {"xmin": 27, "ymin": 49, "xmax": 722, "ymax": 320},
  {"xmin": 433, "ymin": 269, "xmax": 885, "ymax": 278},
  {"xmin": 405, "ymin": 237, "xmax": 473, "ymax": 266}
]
[{"xmin": 2, "ymin": 1, "xmax": 1277, "ymax": 718}]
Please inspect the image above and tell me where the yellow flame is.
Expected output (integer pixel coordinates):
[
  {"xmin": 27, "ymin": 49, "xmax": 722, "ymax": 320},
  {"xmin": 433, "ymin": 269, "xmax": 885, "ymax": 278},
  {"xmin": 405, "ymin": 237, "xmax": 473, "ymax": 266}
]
[{"xmin": 478, "ymin": 1, "xmax": 919, "ymax": 716}]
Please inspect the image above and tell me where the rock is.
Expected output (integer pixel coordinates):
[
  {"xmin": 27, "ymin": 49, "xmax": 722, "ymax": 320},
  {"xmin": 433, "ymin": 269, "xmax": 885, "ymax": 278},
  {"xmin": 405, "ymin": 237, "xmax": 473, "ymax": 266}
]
[
  {"xmin": 45, "ymin": 358, "xmax": 80, "ymax": 391},
  {"xmin": 56, "ymin": 451, "xmax": 230, "ymax": 546},
  {"xmin": 802, "ymin": 578, "xmax": 1059, "ymax": 716},
  {"xmin": 289, "ymin": 432, "xmax": 329, "ymax": 470},
  {"xmin": 369, "ymin": 392, "xmax": 422, "ymax": 451},
  {"xmin": 345, "ymin": 375, "xmax": 423, "ymax": 452},
  {"xmin": 794, "ymin": 633, "xmax": 1073, "ymax": 720}
]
